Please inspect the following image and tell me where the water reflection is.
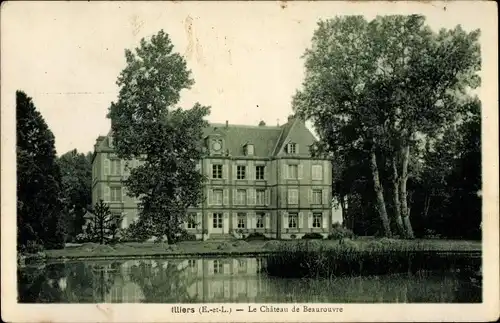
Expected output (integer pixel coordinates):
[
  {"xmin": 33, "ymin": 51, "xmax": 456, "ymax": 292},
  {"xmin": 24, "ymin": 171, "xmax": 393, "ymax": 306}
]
[{"xmin": 18, "ymin": 257, "xmax": 481, "ymax": 303}]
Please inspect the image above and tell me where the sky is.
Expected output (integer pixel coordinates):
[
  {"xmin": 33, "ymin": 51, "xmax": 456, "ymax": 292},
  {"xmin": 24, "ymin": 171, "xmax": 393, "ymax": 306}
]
[{"xmin": 1, "ymin": 1, "xmax": 495, "ymax": 156}]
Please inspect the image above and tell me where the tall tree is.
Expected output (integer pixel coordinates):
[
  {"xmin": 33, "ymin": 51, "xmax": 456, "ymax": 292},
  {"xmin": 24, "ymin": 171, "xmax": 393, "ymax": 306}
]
[
  {"xmin": 107, "ymin": 30, "xmax": 210, "ymax": 244},
  {"xmin": 17, "ymin": 91, "xmax": 65, "ymax": 250},
  {"xmin": 58, "ymin": 149, "xmax": 93, "ymax": 241},
  {"xmin": 293, "ymin": 15, "xmax": 480, "ymax": 238},
  {"xmin": 87, "ymin": 200, "xmax": 121, "ymax": 244}
]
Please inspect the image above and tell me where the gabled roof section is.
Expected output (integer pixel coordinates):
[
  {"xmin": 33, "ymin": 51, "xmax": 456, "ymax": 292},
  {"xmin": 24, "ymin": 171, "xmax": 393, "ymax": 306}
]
[{"xmin": 274, "ymin": 115, "xmax": 316, "ymax": 157}]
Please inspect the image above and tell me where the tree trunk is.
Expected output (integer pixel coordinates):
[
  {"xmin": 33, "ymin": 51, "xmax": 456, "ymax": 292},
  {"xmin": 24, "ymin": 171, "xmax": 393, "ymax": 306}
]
[
  {"xmin": 369, "ymin": 150, "xmax": 392, "ymax": 237},
  {"xmin": 391, "ymin": 155, "xmax": 406, "ymax": 238},
  {"xmin": 400, "ymin": 145, "xmax": 414, "ymax": 239}
]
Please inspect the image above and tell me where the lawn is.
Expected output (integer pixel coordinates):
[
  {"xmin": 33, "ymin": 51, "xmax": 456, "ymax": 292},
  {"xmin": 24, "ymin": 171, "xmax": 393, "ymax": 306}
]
[{"xmin": 30, "ymin": 238, "xmax": 481, "ymax": 261}]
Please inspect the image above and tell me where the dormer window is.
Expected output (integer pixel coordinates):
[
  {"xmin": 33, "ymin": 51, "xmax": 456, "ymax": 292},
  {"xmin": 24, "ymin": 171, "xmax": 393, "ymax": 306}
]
[
  {"xmin": 287, "ymin": 143, "xmax": 297, "ymax": 154},
  {"xmin": 108, "ymin": 136, "xmax": 113, "ymax": 148},
  {"xmin": 245, "ymin": 144, "xmax": 254, "ymax": 156}
]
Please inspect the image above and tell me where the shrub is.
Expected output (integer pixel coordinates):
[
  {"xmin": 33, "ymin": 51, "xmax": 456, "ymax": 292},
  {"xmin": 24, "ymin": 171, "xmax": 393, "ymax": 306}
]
[
  {"xmin": 328, "ymin": 225, "xmax": 355, "ymax": 240},
  {"xmin": 232, "ymin": 240, "xmax": 250, "ymax": 247},
  {"xmin": 25, "ymin": 241, "xmax": 44, "ymax": 254},
  {"xmin": 290, "ymin": 234, "xmax": 297, "ymax": 239},
  {"xmin": 263, "ymin": 240, "xmax": 282, "ymax": 251},
  {"xmin": 122, "ymin": 221, "xmax": 151, "ymax": 242},
  {"xmin": 175, "ymin": 230, "xmax": 197, "ymax": 242},
  {"xmin": 245, "ymin": 232, "xmax": 268, "ymax": 241},
  {"xmin": 302, "ymin": 232, "xmax": 324, "ymax": 240}
]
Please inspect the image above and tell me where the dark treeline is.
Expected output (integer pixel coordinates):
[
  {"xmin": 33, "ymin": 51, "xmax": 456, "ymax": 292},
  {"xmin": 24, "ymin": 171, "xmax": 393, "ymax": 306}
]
[{"xmin": 17, "ymin": 91, "xmax": 93, "ymax": 252}]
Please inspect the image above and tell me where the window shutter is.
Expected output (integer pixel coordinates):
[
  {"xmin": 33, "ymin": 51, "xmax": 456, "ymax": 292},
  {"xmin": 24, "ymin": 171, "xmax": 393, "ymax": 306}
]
[
  {"xmin": 309, "ymin": 189, "xmax": 313, "ymax": 204},
  {"xmin": 232, "ymin": 213, "xmax": 238, "ymax": 230},
  {"xmin": 283, "ymin": 212, "xmax": 289, "ymax": 229},
  {"xmin": 223, "ymin": 189, "xmax": 229, "ymax": 206},
  {"xmin": 263, "ymin": 165, "xmax": 268, "ymax": 181},
  {"xmin": 298, "ymin": 212, "xmax": 304, "ymax": 229},
  {"xmin": 287, "ymin": 190, "xmax": 292, "ymax": 205},
  {"xmin": 251, "ymin": 189, "xmax": 256, "ymax": 205},
  {"xmin": 323, "ymin": 211, "xmax": 329, "ymax": 229},
  {"xmin": 308, "ymin": 212, "xmax": 313, "ymax": 229},
  {"xmin": 283, "ymin": 164, "xmax": 288, "ymax": 179},
  {"xmin": 208, "ymin": 260, "xmax": 214, "ymax": 275},
  {"xmin": 104, "ymin": 186, "xmax": 110, "ymax": 202},
  {"xmin": 120, "ymin": 160, "xmax": 125, "ymax": 176},
  {"xmin": 222, "ymin": 164, "xmax": 228, "ymax": 179},
  {"xmin": 208, "ymin": 189, "xmax": 213, "ymax": 206},
  {"xmin": 197, "ymin": 212, "xmax": 202, "ymax": 228},
  {"xmin": 247, "ymin": 212, "xmax": 253, "ymax": 229},
  {"xmin": 233, "ymin": 165, "xmax": 237, "ymax": 179},
  {"xmin": 323, "ymin": 189, "xmax": 328, "ymax": 206},
  {"xmin": 298, "ymin": 164, "xmax": 303, "ymax": 179},
  {"xmin": 122, "ymin": 186, "xmax": 126, "ymax": 201},
  {"xmin": 265, "ymin": 189, "xmax": 270, "ymax": 206},
  {"xmin": 296, "ymin": 144, "xmax": 299, "ymax": 154},
  {"xmin": 233, "ymin": 189, "xmax": 237, "ymax": 205},
  {"xmin": 207, "ymin": 213, "xmax": 213, "ymax": 232},
  {"xmin": 223, "ymin": 212, "xmax": 229, "ymax": 227},
  {"xmin": 265, "ymin": 213, "xmax": 271, "ymax": 229},
  {"xmin": 104, "ymin": 159, "xmax": 110, "ymax": 175},
  {"xmin": 281, "ymin": 189, "xmax": 287, "ymax": 206}
]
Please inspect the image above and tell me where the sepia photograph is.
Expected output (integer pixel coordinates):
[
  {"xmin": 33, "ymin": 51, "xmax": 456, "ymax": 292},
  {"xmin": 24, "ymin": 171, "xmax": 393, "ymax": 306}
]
[{"xmin": 1, "ymin": 1, "xmax": 498, "ymax": 322}]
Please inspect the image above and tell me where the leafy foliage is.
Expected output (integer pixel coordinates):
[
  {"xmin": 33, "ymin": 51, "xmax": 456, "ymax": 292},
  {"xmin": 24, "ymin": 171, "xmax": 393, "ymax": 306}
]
[
  {"xmin": 302, "ymin": 232, "xmax": 325, "ymax": 240},
  {"xmin": 17, "ymin": 91, "xmax": 65, "ymax": 251},
  {"xmin": 294, "ymin": 15, "xmax": 481, "ymax": 239},
  {"xmin": 107, "ymin": 30, "xmax": 210, "ymax": 244},
  {"xmin": 57, "ymin": 149, "xmax": 93, "ymax": 241}
]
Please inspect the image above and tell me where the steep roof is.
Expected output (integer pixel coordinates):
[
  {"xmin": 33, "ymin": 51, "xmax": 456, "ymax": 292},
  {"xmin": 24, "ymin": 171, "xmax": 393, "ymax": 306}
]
[
  {"xmin": 97, "ymin": 117, "xmax": 317, "ymax": 158},
  {"xmin": 203, "ymin": 123, "xmax": 282, "ymax": 157}
]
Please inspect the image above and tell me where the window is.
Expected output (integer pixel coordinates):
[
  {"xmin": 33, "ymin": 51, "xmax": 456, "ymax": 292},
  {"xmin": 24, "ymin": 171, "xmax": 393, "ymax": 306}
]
[
  {"xmin": 212, "ymin": 164, "xmax": 222, "ymax": 179},
  {"xmin": 237, "ymin": 213, "xmax": 246, "ymax": 229},
  {"xmin": 236, "ymin": 189, "xmax": 247, "ymax": 205},
  {"xmin": 313, "ymin": 213, "xmax": 322, "ymax": 228},
  {"xmin": 187, "ymin": 213, "xmax": 197, "ymax": 229},
  {"xmin": 213, "ymin": 189, "xmax": 223, "ymax": 205},
  {"xmin": 288, "ymin": 189, "xmax": 299, "ymax": 205},
  {"xmin": 288, "ymin": 165, "xmax": 298, "ymax": 179},
  {"xmin": 110, "ymin": 187, "xmax": 122, "ymax": 202},
  {"xmin": 213, "ymin": 260, "xmax": 223, "ymax": 274},
  {"xmin": 111, "ymin": 160, "xmax": 121, "ymax": 175},
  {"xmin": 287, "ymin": 143, "xmax": 297, "ymax": 154},
  {"xmin": 288, "ymin": 213, "xmax": 298, "ymax": 228},
  {"xmin": 312, "ymin": 165, "xmax": 323, "ymax": 180},
  {"xmin": 256, "ymin": 213, "xmax": 265, "ymax": 228},
  {"xmin": 188, "ymin": 259, "xmax": 196, "ymax": 268},
  {"xmin": 237, "ymin": 165, "xmax": 246, "ymax": 179},
  {"xmin": 256, "ymin": 189, "xmax": 266, "ymax": 205},
  {"xmin": 213, "ymin": 213, "xmax": 223, "ymax": 229},
  {"xmin": 256, "ymin": 166, "xmax": 265, "ymax": 180},
  {"xmin": 312, "ymin": 190, "xmax": 322, "ymax": 204}
]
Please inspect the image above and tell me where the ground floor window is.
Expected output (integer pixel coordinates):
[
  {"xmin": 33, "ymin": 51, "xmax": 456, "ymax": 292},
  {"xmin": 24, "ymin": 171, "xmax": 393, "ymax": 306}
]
[
  {"xmin": 213, "ymin": 213, "xmax": 223, "ymax": 229},
  {"xmin": 288, "ymin": 213, "xmax": 298, "ymax": 228},
  {"xmin": 313, "ymin": 213, "xmax": 322, "ymax": 228},
  {"xmin": 187, "ymin": 213, "xmax": 197, "ymax": 229},
  {"xmin": 237, "ymin": 213, "xmax": 246, "ymax": 228}
]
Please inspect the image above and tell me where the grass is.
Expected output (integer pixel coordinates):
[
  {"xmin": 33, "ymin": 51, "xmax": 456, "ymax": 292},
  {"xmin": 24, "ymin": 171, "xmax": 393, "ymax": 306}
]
[
  {"xmin": 264, "ymin": 239, "xmax": 482, "ymax": 278},
  {"xmin": 23, "ymin": 238, "xmax": 481, "ymax": 263}
]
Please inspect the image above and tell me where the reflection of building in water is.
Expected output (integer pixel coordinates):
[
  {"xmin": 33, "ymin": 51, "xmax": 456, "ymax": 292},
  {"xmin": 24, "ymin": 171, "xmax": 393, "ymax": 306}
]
[{"xmin": 95, "ymin": 258, "xmax": 270, "ymax": 303}]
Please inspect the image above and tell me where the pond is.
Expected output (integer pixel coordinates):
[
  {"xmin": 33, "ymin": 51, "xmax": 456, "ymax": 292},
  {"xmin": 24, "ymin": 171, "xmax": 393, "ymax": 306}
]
[{"xmin": 18, "ymin": 257, "xmax": 481, "ymax": 303}]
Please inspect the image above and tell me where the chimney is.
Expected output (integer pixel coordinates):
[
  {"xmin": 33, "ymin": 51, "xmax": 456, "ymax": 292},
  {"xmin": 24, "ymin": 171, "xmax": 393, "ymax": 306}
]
[{"xmin": 225, "ymin": 120, "xmax": 228, "ymax": 129}]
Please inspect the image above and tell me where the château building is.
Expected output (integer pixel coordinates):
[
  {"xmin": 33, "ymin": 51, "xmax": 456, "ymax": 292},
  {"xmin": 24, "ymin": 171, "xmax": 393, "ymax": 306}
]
[{"xmin": 91, "ymin": 115, "xmax": 333, "ymax": 239}]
